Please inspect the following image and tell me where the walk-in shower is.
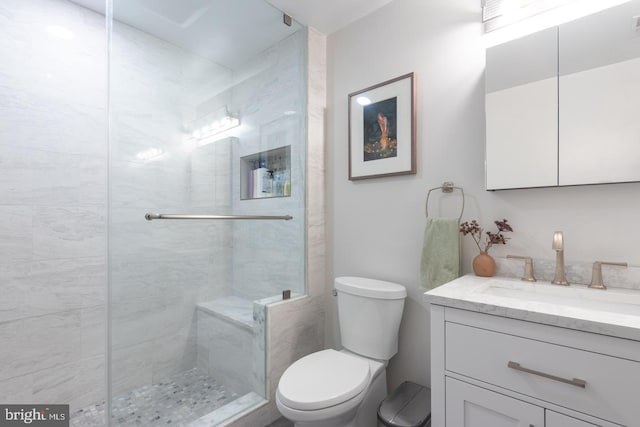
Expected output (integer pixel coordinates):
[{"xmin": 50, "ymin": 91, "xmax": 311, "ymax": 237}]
[{"xmin": 0, "ymin": 0, "xmax": 307, "ymax": 425}]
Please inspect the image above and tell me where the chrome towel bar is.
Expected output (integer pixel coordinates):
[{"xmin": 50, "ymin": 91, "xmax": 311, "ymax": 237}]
[{"xmin": 145, "ymin": 213, "xmax": 293, "ymax": 221}]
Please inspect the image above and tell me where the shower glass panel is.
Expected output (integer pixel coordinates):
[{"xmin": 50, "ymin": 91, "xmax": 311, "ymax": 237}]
[{"xmin": 105, "ymin": 0, "xmax": 306, "ymax": 426}]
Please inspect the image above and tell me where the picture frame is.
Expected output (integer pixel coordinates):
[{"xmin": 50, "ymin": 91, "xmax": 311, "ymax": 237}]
[{"xmin": 348, "ymin": 72, "xmax": 416, "ymax": 180}]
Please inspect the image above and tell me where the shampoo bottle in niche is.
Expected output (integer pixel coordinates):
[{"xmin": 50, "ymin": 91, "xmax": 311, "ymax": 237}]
[
  {"xmin": 273, "ymin": 168, "xmax": 284, "ymax": 196},
  {"xmin": 253, "ymin": 159, "xmax": 264, "ymax": 198},
  {"xmin": 272, "ymin": 157, "xmax": 284, "ymax": 197},
  {"xmin": 253, "ymin": 159, "xmax": 273, "ymax": 198},
  {"xmin": 259, "ymin": 159, "xmax": 272, "ymax": 197},
  {"xmin": 283, "ymin": 167, "xmax": 291, "ymax": 196},
  {"xmin": 247, "ymin": 160, "xmax": 257, "ymax": 199}
]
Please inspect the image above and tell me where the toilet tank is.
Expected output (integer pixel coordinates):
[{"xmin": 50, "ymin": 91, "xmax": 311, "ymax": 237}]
[{"xmin": 335, "ymin": 277, "xmax": 407, "ymax": 361}]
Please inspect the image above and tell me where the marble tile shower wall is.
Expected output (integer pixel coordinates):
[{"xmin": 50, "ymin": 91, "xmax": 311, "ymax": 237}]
[
  {"xmin": 230, "ymin": 31, "xmax": 307, "ymax": 301},
  {"xmin": 0, "ymin": 0, "xmax": 107, "ymax": 411},
  {"xmin": 109, "ymin": 16, "xmax": 234, "ymax": 395}
]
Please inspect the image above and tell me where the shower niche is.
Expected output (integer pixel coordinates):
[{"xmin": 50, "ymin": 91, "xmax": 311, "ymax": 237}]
[{"xmin": 240, "ymin": 145, "xmax": 291, "ymax": 200}]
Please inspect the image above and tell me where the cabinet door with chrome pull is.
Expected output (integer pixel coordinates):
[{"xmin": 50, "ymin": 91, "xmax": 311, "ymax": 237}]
[{"xmin": 445, "ymin": 377, "xmax": 544, "ymax": 427}]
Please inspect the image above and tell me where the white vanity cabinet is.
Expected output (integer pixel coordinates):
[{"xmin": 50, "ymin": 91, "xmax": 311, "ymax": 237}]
[
  {"xmin": 446, "ymin": 377, "xmax": 543, "ymax": 427},
  {"xmin": 446, "ymin": 378, "xmax": 599, "ymax": 427},
  {"xmin": 428, "ymin": 305, "xmax": 639, "ymax": 427}
]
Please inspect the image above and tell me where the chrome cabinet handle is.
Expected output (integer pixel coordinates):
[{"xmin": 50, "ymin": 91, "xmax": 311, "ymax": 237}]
[{"xmin": 507, "ymin": 361, "xmax": 586, "ymax": 388}]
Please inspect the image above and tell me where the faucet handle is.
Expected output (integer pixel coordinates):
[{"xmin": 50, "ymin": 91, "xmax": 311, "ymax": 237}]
[
  {"xmin": 588, "ymin": 261, "xmax": 627, "ymax": 290},
  {"xmin": 507, "ymin": 255, "xmax": 537, "ymax": 282}
]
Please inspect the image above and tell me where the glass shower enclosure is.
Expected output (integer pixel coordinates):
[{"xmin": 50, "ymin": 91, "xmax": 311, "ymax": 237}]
[{"xmin": 0, "ymin": 0, "xmax": 307, "ymax": 425}]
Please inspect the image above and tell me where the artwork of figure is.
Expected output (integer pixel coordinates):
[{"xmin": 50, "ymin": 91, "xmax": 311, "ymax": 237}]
[{"xmin": 363, "ymin": 97, "xmax": 398, "ymax": 162}]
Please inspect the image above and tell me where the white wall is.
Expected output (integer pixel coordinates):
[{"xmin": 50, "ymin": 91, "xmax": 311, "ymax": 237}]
[{"xmin": 327, "ymin": 0, "xmax": 640, "ymax": 391}]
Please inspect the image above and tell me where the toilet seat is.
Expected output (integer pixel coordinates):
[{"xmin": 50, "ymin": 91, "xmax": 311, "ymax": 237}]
[{"xmin": 277, "ymin": 349, "xmax": 371, "ymax": 410}]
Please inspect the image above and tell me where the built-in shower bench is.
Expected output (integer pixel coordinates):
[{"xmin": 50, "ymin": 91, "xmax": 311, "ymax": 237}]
[
  {"xmin": 197, "ymin": 295, "xmax": 254, "ymax": 331},
  {"xmin": 195, "ymin": 293, "xmax": 286, "ymax": 405},
  {"xmin": 195, "ymin": 296, "xmax": 256, "ymax": 397},
  {"xmin": 192, "ymin": 295, "xmax": 276, "ymax": 426}
]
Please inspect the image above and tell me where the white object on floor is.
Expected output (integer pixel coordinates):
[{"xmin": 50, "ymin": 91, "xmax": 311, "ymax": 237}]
[{"xmin": 276, "ymin": 276, "xmax": 406, "ymax": 427}]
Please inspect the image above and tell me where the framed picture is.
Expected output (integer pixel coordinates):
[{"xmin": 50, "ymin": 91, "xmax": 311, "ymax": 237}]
[{"xmin": 348, "ymin": 72, "xmax": 416, "ymax": 180}]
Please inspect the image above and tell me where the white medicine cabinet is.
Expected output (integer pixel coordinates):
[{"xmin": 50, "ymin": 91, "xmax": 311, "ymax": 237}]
[{"xmin": 485, "ymin": 0, "xmax": 640, "ymax": 190}]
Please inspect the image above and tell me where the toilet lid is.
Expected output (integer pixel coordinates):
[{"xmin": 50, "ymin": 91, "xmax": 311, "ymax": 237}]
[{"xmin": 277, "ymin": 349, "xmax": 371, "ymax": 411}]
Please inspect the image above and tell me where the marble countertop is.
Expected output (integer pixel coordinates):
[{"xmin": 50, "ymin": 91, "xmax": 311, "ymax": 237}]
[{"xmin": 424, "ymin": 275, "xmax": 640, "ymax": 342}]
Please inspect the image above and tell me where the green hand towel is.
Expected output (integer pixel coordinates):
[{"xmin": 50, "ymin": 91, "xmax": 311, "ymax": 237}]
[{"xmin": 421, "ymin": 217, "xmax": 460, "ymax": 289}]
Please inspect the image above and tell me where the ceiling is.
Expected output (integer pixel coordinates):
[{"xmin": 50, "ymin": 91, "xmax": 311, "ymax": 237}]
[
  {"xmin": 266, "ymin": 0, "xmax": 394, "ymax": 35},
  {"xmin": 69, "ymin": 0, "xmax": 392, "ymax": 68}
]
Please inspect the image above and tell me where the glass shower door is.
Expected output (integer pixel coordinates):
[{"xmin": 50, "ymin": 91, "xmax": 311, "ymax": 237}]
[{"xmin": 105, "ymin": 0, "xmax": 306, "ymax": 425}]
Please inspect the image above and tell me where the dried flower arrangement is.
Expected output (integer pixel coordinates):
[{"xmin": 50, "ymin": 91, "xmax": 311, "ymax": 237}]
[{"xmin": 459, "ymin": 219, "xmax": 513, "ymax": 254}]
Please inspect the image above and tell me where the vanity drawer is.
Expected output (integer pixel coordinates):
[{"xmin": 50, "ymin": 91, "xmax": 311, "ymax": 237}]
[{"xmin": 445, "ymin": 321, "xmax": 640, "ymax": 426}]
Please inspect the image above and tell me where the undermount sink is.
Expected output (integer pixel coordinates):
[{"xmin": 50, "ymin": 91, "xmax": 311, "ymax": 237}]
[
  {"xmin": 423, "ymin": 275, "xmax": 640, "ymax": 341},
  {"xmin": 473, "ymin": 278, "xmax": 640, "ymax": 316}
]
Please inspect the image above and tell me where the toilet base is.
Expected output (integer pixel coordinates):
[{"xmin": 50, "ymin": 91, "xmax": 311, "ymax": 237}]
[{"xmin": 287, "ymin": 369, "xmax": 387, "ymax": 427}]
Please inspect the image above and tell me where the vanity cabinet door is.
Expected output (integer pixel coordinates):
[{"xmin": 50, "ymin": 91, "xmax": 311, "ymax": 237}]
[
  {"xmin": 546, "ymin": 411, "xmax": 598, "ymax": 427},
  {"xmin": 445, "ymin": 377, "xmax": 544, "ymax": 427}
]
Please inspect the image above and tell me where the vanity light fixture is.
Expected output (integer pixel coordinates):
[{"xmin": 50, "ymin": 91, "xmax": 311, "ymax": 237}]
[{"xmin": 189, "ymin": 108, "xmax": 240, "ymax": 146}]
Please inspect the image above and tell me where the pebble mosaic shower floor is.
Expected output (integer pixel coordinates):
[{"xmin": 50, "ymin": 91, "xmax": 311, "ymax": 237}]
[{"xmin": 70, "ymin": 368, "xmax": 239, "ymax": 427}]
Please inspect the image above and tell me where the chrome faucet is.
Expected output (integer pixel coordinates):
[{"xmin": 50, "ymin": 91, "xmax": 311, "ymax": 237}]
[{"xmin": 551, "ymin": 231, "xmax": 569, "ymax": 286}]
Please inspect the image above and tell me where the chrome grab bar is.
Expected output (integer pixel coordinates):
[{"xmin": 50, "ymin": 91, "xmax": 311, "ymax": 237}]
[
  {"xmin": 145, "ymin": 213, "xmax": 293, "ymax": 221},
  {"xmin": 508, "ymin": 361, "xmax": 586, "ymax": 388}
]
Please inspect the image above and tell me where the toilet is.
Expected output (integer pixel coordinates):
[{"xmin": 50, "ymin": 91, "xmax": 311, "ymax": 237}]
[{"xmin": 276, "ymin": 276, "xmax": 407, "ymax": 427}]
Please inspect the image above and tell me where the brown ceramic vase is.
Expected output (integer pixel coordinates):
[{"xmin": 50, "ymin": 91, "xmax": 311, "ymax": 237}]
[{"xmin": 472, "ymin": 251, "xmax": 496, "ymax": 277}]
